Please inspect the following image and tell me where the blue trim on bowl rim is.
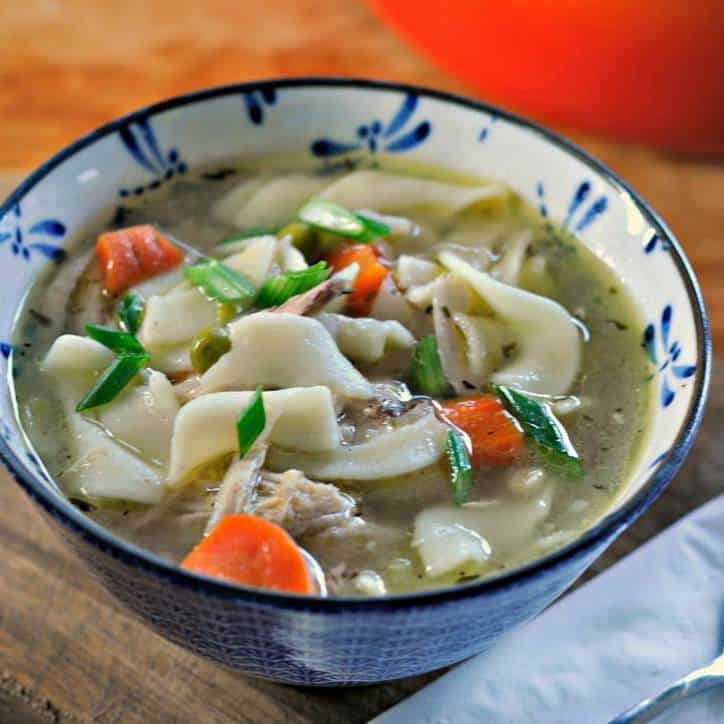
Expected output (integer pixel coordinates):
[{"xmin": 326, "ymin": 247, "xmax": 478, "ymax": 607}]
[{"xmin": 0, "ymin": 77, "xmax": 711, "ymax": 611}]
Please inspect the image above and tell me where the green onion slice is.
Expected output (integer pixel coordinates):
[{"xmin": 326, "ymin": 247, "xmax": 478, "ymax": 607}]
[
  {"xmin": 409, "ymin": 335, "xmax": 449, "ymax": 397},
  {"xmin": 356, "ymin": 212, "xmax": 391, "ymax": 239},
  {"xmin": 298, "ymin": 199, "xmax": 390, "ymax": 242},
  {"xmin": 236, "ymin": 386, "xmax": 266, "ymax": 458},
  {"xmin": 184, "ymin": 259, "xmax": 256, "ymax": 306},
  {"xmin": 493, "ymin": 384, "xmax": 584, "ymax": 478},
  {"xmin": 255, "ymin": 262, "xmax": 331, "ymax": 308},
  {"xmin": 218, "ymin": 227, "xmax": 277, "ymax": 245},
  {"xmin": 85, "ymin": 323, "xmax": 145, "ymax": 355},
  {"xmin": 76, "ymin": 353, "xmax": 150, "ymax": 412},
  {"xmin": 446, "ymin": 429, "xmax": 473, "ymax": 506},
  {"xmin": 118, "ymin": 293, "xmax": 144, "ymax": 336}
]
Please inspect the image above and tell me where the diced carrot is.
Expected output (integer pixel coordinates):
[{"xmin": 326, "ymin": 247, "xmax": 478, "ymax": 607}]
[
  {"xmin": 96, "ymin": 224, "xmax": 184, "ymax": 295},
  {"xmin": 167, "ymin": 369, "xmax": 196, "ymax": 384},
  {"xmin": 181, "ymin": 515, "xmax": 313, "ymax": 594},
  {"xmin": 327, "ymin": 244, "xmax": 389, "ymax": 317},
  {"xmin": 440, "ymin": 395, "xmax": 524, "ymax": 466}
]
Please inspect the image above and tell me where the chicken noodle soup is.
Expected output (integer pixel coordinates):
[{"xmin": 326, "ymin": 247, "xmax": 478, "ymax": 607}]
[{"xmin": 13, "ymin": 160, "xmax": 651, "ymax": 596}]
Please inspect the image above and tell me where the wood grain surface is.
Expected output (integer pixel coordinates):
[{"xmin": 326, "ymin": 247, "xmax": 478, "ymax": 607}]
[{"xmin": 1, "ymin": 1, "xmax": 723, "ymax": 721}]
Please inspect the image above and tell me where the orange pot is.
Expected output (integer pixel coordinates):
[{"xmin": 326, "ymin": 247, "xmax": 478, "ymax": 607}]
[{"xmin": 368, "ymin": 0, "xmax": 724, "ymax": 153}]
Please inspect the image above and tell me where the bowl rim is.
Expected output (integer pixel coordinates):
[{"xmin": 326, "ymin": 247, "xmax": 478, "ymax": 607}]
[{"xmin": 0, "ymin": 77, "xmax": 711, "ymax": 610}]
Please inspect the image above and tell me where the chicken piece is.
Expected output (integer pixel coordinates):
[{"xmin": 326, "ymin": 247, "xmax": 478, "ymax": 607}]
[
  {"xmin": 204, "ymin": 445, "xmax": 267, "ymax": 534},
  {"xmin": 207, "ymin": 452, "xmax": 358, "ymax": 541},
  {"xmin": 275, "ymin": 276, "xmax": 348, "ymax": 316},
  {"xmin": 253, "ymin": 469, "xmax": 357, "ymax": 539}
]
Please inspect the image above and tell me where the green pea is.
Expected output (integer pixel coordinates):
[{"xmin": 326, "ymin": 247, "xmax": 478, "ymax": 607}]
[
  {"xmin": 216, "ymin": 301, "xmax": 244, "ymax": 325},
  {"xmin": 190, "ymin": 326, "xmax": 231, "ymax": 374},
  {"xmin": 277, "ymin": 221, "xmax": 316, "ymax": 250}
]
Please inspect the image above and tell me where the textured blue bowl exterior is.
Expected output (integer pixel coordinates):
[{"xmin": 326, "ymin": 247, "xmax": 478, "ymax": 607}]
[
  {"xmin": 0, "ymin": 79, "xmax": 710, "ymax": 685},
  {"xmin": 45, "ymin": 503, "xmax": 601, "ymax": 684}
]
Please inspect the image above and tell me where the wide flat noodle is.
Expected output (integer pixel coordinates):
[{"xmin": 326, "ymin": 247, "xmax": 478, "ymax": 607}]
[
  {"xmin": 168, "ymin": 386, "xmax": 341, "ymax": 485},
  {"xmin": 43, "ymin": 335, "xmax": 164, "ymax": 503},
  {"xmin": 97, "ymin": 371, "xmax": 178, "ymax": 464},
  {"xmin": 266, "ymin": 413, "xmax": 448, "ymax": 481},
  {"xmin": 316, "ymin": 313, "xmax": 415, "ymax": 363},
  {"xmin": 43, "ymin": 334, "xmax": 115, "ymax": 376},
  {"xmin": 148, "ymin": 344, "xmax": 191, "ymax": 375},
  {"xmin": 490, "ymin": 230, "xmax": 533, "ymax": 286},
  {"xmin": 213, "ymin": 173, "xmax": 327, "ymax": 229},
  {"xmin": 413, "ymin": 487, "xmax": 553, "ymax": 577},
  {"xmin": 139, "ymin": 286, "xmax": 217, "ymax": 348},
  {"xmin": 199, "ymin": 312, "xmax": 374, "ymax": 399},
  {"xmin": 439, "ymin": 251, "xmax": 580, "ymax": 395},
  {"xmin": 223, "ymin": 236, "xmax": 277, "ymax": 286},
  {"xmin": 221, "ymin": 235, "xmax": 309, "ymax": 285},
  {"xmin": 319, "ymin": 170, "xmax": 508, "ymax": 218},
  {"xmin": 430, "ymin": 273, "xmax": 474, "ymax": 395},
  {"xmin": 452, "ymin": 312, "xmax": 509, "ymax": 384}
]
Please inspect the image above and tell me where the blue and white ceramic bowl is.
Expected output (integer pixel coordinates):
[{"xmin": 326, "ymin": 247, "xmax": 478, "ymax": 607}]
[{"xmin": 0, "ymin": 79, "xmax": 710, "ymax": 685}]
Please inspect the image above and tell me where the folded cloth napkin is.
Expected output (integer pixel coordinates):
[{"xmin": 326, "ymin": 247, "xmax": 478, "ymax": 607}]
[{"xmin": 373, "ymin": 494, "xmax": 724, "ymax": 724}]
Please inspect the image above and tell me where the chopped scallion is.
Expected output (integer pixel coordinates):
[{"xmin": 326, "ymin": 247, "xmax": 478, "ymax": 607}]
[
  {"xmin": 85, "ymin": 323, "xmax": 145, "ymax": 355},
  {"xmin": 75, "ymin": 353, "xmax": 149, "ymax": 412},
  {"xmin": 118, "ymin": 293, "xmax": 144, "ymax": 336},
  {"xmin": 184, "ymin": 259, "xmax": 256, "ymax": 306},
  {"xmin": 446, "ymin": 430, "xmax": 473, "ymax": 506},
  {"xmin": 356, "ymin": 212, "xmax": 391, "ymax": 239},
  {"xmin": 236, "ymin": 386, "xmax": 266, "ymax": 458},
  {"xmin": 298, "ymin": 199, "xmax": 390, "ymax": 242},
  {"xmin": 493, "ymin": 384, "xmax": 584, "ymax": 478},
  {"xmin": 218, "ymin": 227, "xmax": 277, "ymax": 245},
  {"xmin": 255, "ymin": 262, "xmax": 331, "ymax": 308},
  {"xmin": 409, "ymin": 335, "xmax": 449, "ymax": 397}
]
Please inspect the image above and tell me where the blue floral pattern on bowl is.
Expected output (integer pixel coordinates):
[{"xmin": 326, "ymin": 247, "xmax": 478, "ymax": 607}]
[
  {"xmin": 242, "ymin": 88, "xmax": 277, "ymax": 125},
  {"xmin": 478, "ymin": 113, "xmax": 498, "ymax": 142},
  {"xmin": 644, "ymin": 304, "xmax": 697, "ymax": 407},
  {"xmin": 117, "ymin": 117, "xmax": 187, "ymax": 197},
  {"xmin": 0, "ymin": 202, "xmax": 66, "ymax": 263},
  {"xmin": 644, "ymin": 232, "xmax": 670, "ymax": 254},
  {"xmin": 536, "ymin": 180, "xmax": 608, "ymax": 233},
  {"xmin": 311, "ymin": 93, "xmax": 431, "ymax": 157}
]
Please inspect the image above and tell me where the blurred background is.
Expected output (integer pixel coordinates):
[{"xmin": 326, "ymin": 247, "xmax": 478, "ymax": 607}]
[{"xmin": 2, "ymin": 0, "xmax": 723, "ymax": 170}]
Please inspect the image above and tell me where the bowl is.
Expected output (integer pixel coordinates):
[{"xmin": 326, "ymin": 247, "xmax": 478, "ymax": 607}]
[{"xmin": 0, "ymin": 79, "xmax": 710, "ymax": 685}]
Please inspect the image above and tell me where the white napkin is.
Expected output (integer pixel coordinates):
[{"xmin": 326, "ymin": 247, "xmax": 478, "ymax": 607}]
[{"xmin": 373, "ymin": 494, "xmax": 724, "ymax": 724}]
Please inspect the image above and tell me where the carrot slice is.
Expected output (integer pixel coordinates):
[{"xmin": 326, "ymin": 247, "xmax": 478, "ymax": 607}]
[
  {"xmin": 96, "ymin": 224, "xmax": 184, "ymax": 295},
  {"xmin": 440, "ymin": 395, "xmax": 524, "ymax": 466},
  {"xmin": 327, "ymin": 244, "xmax": 389, "ymax": 317},
  {"xmin": 181, "ymin": 515, "xmax": 313, "ymax": 594}
]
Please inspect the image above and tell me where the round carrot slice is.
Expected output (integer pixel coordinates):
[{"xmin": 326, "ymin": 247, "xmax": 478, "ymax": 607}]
[{"xmin": 181, "ymin": 515, "xmax": 313, "ymax": 595}]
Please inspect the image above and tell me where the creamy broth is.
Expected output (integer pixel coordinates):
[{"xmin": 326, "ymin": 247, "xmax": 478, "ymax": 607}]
[{"xmin": 13, "ymin": 159, "xmax": 650, "ymax": 596}]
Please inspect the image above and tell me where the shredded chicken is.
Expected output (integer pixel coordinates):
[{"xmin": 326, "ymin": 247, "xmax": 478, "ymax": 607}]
[
  {"xmin": 253, "ymin": 469, "xmax": 357, "ymax": 538},
  {"xmin": 207, "ymin": 451, "xmax": 358, "ymax": 540},
  {"xmin": 276, "ymin": 276, "xmax": 348, "ymax": 316},
  {"xmin": 204, "ymin": 445, "xmax": 267, "ymax": 534}
]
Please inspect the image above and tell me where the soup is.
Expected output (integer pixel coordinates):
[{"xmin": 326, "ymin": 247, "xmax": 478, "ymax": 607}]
[{"xmin": 13, "ymin": 160, "xmax": 650, "ymax": 596}]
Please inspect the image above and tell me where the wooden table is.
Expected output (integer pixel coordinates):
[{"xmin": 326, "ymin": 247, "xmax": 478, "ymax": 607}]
[{"xmin": 1, "ymin": 1, "xmax": 723, "ymax": 722}]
